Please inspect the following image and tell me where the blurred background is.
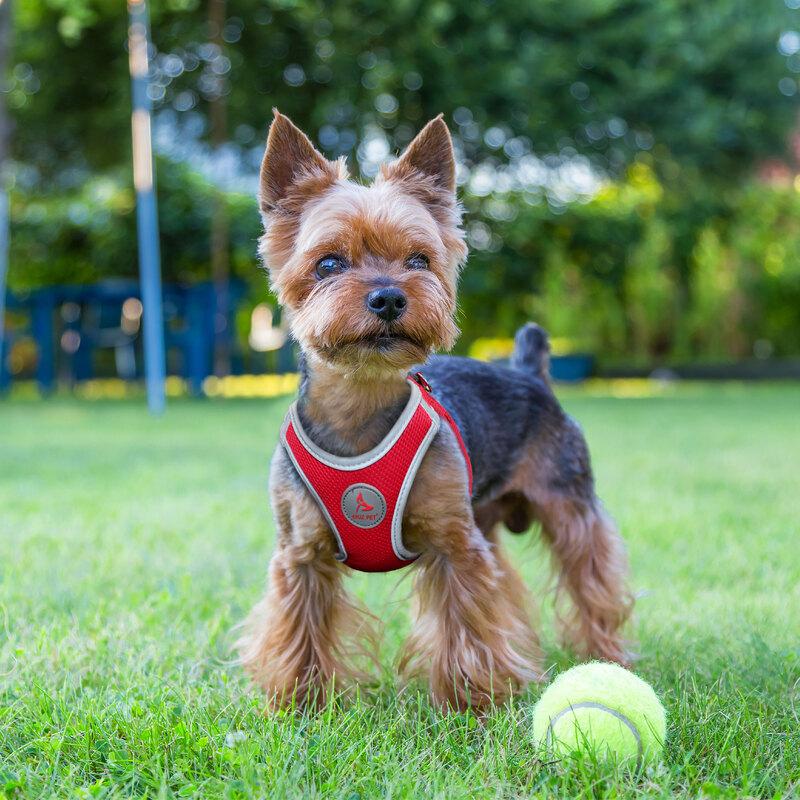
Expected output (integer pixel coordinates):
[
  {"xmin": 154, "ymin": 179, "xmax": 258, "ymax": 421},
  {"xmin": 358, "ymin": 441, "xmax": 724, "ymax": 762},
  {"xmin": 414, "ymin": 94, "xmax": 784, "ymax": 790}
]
[{"xmin": 2, "ymin": 0, "xmax": 800, "ymax": 398}]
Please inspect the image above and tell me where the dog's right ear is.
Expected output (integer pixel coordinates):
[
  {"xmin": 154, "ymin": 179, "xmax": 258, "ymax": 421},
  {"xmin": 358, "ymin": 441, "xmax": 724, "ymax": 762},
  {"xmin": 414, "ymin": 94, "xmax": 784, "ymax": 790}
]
[{"xmin": 259, "ymin": 110, "xmax": 339, "ymax": 215}]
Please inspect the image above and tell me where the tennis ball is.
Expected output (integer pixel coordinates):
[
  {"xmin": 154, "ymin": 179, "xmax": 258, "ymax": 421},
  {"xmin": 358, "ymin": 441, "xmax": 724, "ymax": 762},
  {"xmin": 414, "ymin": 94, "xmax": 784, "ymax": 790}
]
[{"xmin": 532, "ymin": 662, "xmax": 666, "ymax": 766}]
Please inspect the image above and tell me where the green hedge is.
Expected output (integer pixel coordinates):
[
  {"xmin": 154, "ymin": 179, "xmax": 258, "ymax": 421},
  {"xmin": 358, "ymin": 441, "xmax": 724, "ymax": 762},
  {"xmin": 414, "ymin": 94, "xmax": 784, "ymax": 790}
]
[
  {"xmin": 8, "ymin": 158, "xmax": 800, "ymax": 363},
  {"xmin": 461, "ymin": 163, "xmax": 800, "ymax": 362}
]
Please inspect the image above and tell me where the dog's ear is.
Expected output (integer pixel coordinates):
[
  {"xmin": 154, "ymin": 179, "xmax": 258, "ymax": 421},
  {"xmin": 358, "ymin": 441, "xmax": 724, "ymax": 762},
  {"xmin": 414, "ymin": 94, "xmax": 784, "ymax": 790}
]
[
  {"xmin": 386, "ymin": 114, "xmax": 456, "ymax": 194},
  {"xmin": 259, "ymin": 110, "xmax": 339, "ymax": 214}
]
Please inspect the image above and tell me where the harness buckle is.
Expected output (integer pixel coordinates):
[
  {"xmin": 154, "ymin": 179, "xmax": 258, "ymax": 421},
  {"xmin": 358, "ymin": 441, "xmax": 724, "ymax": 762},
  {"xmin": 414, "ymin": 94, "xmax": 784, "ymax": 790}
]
[{"xmin": 410, "ymin": 371, "xmax": 432, "ymax": 393}]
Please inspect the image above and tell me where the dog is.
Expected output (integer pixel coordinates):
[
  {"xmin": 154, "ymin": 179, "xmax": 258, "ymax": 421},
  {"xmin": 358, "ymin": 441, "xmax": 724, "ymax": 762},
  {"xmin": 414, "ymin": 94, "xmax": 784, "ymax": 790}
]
[{"xmin": 237, "ymin": 110, "xmax": 633, "ymax": 711}]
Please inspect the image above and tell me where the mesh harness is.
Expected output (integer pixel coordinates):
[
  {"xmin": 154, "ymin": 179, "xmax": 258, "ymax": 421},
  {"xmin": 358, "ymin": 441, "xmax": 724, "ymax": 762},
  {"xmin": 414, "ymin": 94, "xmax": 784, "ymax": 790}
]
[{"xmin": 280, "ymin": 373, "xmax": 473, "ymax": 572}]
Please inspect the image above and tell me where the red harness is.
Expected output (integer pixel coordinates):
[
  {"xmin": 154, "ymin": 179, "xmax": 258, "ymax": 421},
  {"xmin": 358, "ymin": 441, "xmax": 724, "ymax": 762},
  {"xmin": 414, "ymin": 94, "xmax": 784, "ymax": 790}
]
[{"xmin": 280, "ymin": 373, "xmax": 473, "ymax": 572}]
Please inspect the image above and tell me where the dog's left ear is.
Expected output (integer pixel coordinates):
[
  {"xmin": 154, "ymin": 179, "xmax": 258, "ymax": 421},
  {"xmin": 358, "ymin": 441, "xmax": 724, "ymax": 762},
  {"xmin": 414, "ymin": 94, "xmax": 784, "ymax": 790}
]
[{"xmin": 385, "ymin": 114, "xmax": 456, "ymax": 194}]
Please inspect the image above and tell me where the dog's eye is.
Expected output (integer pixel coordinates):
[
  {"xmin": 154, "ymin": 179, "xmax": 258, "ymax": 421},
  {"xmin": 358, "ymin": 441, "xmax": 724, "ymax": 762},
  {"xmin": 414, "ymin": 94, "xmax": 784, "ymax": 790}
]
[
  {"xmin": 406, "ymin": 253, "xmax": 429, "ymax": 270},
  {"xmin": 315, "ymin": 255, "xmax": 348, "ymax": 280}
]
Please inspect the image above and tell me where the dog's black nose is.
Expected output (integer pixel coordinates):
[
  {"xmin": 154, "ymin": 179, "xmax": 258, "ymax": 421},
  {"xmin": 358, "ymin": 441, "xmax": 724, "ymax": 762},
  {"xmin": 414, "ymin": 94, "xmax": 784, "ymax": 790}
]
[{"xmin": 366, "ymin": 287, "xmax": 407, "ymax": 322}]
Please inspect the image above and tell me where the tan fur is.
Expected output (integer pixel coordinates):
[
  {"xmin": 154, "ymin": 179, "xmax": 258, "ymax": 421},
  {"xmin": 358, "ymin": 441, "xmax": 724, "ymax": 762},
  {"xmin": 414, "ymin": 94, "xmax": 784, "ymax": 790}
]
[
  {"xmin": 476, "ymin": 440, "xmax": 633, "ymax": 664},
  {"xmin": 238, "ymin": 111, "xmax": 632, "ymax": 711},
  {"xmin": 236, "ymin": 457, "xmax": 379, "ymax": 708},
  {"xmin": 397, "ymin": 428, "xmax": 542, "ymax": 707}
]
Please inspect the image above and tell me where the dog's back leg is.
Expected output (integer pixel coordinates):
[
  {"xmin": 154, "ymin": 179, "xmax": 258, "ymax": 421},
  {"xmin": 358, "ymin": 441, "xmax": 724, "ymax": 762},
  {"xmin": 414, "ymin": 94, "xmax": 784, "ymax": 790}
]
[
  {"xmin": 525, "ymin": 414, "xmax": 633, "ymax": 664},
  {"xmin": 535, "ymin": 487, "xmax": 633, "ymax": 664}
]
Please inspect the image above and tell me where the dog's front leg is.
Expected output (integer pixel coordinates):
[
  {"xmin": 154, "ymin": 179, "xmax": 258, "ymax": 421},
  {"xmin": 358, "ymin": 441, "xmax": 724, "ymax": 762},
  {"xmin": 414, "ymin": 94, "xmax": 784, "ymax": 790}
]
[
  {"xmin": 237, "ymin": 474, "xmax": 376, "ymax": 709},
  {"xmin": 400, "ymin": 511, "xmax": 540, "ymax": 711}
]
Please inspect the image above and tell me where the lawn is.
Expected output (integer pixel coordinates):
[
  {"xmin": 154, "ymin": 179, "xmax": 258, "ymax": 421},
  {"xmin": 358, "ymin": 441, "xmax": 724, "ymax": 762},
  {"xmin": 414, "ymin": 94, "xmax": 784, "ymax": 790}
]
[{"xmin": 1, "ymin": 383, "xmax": 799, "ymax": 799}]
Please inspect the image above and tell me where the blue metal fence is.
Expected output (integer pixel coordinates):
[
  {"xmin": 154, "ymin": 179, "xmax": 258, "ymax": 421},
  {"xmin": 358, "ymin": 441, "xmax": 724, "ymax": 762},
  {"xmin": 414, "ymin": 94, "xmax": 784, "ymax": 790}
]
[{"xmin": 0, "ymin": 280, "xmax": 251, "ymax": 395}]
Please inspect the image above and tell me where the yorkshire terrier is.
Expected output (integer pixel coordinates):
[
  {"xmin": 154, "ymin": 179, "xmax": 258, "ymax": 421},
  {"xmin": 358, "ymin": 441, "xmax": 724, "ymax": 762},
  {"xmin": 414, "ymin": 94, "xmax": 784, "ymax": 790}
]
[{"xmin": 237, "ymin": 110, "xmax": 633, "ymax": 711}]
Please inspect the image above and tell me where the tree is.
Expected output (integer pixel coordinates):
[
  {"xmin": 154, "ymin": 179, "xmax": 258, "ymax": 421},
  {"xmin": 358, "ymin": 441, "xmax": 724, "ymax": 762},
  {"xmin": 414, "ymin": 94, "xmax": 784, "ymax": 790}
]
[{"xmin": 11, "ymin": 0, "xmax": 799, "ymax": 184}]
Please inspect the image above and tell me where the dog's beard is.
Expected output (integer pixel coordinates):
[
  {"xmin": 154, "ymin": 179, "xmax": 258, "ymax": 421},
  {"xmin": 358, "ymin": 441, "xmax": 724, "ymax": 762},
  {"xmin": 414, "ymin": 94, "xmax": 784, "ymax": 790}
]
[{"xmin": 315, "ymin": 327, "xmax": 432, "ymax": 373}]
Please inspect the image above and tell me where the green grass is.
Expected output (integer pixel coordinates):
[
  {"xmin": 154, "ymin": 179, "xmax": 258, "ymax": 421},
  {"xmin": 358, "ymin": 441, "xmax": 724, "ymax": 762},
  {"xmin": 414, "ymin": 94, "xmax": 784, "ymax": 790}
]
[{"xmin": 1, "ymin": 383, "xmax": 799, "ymax": 799}]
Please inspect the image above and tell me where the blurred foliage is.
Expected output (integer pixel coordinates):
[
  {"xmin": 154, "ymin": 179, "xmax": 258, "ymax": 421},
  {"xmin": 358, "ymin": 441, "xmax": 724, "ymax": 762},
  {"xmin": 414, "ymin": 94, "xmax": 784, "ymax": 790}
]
[
  {"xmin": 11, "ymin": 0, "xmax": 799, "ymax": 179},
  {"xmin": 461, "ymin": 165, "xmax": 800, "ymax": 361},
  {"xmin": 10, "ymin": 160, "xmax": 800, "ymax": 361},
  {"xmin": 9, "ymin": 157, "xmax": 262, "ymax": 288},
  {"xmin": 6, "ymin": 0, "xmax": 800, "ymax": 363}
]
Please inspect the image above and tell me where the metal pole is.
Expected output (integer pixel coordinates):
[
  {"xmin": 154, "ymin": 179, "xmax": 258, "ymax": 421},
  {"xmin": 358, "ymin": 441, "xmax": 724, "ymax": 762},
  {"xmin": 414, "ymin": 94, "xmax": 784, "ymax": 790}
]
[
  {"xmin": 128, "ymin": 0, "xmax": 165, "ymax": 414},
  {"xmin": 209, "ymin": 0, "xmax": 231, "ymax": 378},
  {"xmin": 0, "ymin": 191, "xmax": 8, "ymax": 378},
  {"xmin": 0, "ymin": 0, "xmax": 12, "ymax": 386}
]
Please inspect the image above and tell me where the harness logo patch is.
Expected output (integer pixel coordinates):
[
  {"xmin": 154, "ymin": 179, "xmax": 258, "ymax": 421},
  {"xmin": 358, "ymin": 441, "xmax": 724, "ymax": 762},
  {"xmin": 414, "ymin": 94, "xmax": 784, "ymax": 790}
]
[
  {"xmin": 354, "ymin": 492, "xmax": 374, "ymax": 512},
  {"xmin": 341, "ymin": 484, "xmax": 386, "ymax": 529}
]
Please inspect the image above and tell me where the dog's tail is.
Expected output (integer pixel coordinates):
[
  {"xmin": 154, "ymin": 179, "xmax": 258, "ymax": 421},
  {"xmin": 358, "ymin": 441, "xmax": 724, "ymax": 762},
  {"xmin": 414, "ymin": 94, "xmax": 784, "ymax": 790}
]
[{"xmin": 510, "ymin": 322, "xmax": 550, "ymax": 380}]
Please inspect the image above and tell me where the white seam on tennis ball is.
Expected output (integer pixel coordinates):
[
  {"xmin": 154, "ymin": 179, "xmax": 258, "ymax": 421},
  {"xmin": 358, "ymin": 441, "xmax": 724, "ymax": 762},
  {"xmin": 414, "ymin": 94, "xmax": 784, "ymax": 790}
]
[{"xmin": 545, "ymin": 701, "xmax": 643, "ymax": 765}]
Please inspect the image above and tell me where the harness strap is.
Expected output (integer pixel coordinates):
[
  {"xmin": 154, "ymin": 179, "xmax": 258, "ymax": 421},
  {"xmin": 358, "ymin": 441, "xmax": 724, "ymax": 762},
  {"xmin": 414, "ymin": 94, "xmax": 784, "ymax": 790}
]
[
  {"xmin": 280, "ymin": 374, "xmax": 473, "ymax": 573},
  {"xmin": 409, "ymin": 372, "xmax": 473, "ymax": 495}
]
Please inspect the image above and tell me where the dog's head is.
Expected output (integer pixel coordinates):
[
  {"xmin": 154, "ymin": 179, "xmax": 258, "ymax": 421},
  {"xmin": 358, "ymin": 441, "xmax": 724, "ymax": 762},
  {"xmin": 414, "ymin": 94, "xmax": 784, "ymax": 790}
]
[{"xmin": 257, "ymin": 111, "xmax": 467, "ymax": 375}]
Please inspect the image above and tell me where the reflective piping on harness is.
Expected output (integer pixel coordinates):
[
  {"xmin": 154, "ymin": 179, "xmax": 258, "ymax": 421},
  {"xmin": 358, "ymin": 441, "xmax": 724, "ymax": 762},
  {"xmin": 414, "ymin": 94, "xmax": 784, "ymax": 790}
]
[
  {"xmin": 285, "ymin": 381, "xmax": 424, "ymax": 470},
  {"xmin": 279, "ymin": 380, "xmax": 438, "ymax": 564},
  {"xmin": 280, "ymin": 414, "xmax": 349, "ymax": 561},
  {"xmin": 390, "ymin": 402, "xmax": 439, "ymax": 560}
]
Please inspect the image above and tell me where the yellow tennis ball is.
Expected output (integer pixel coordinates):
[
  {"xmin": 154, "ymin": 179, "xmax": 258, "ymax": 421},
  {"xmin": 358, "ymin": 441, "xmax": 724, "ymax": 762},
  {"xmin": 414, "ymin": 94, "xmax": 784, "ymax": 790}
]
[{"xmin": 533, "ymin": 662, "xmax": 666, "ymax": 766}]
